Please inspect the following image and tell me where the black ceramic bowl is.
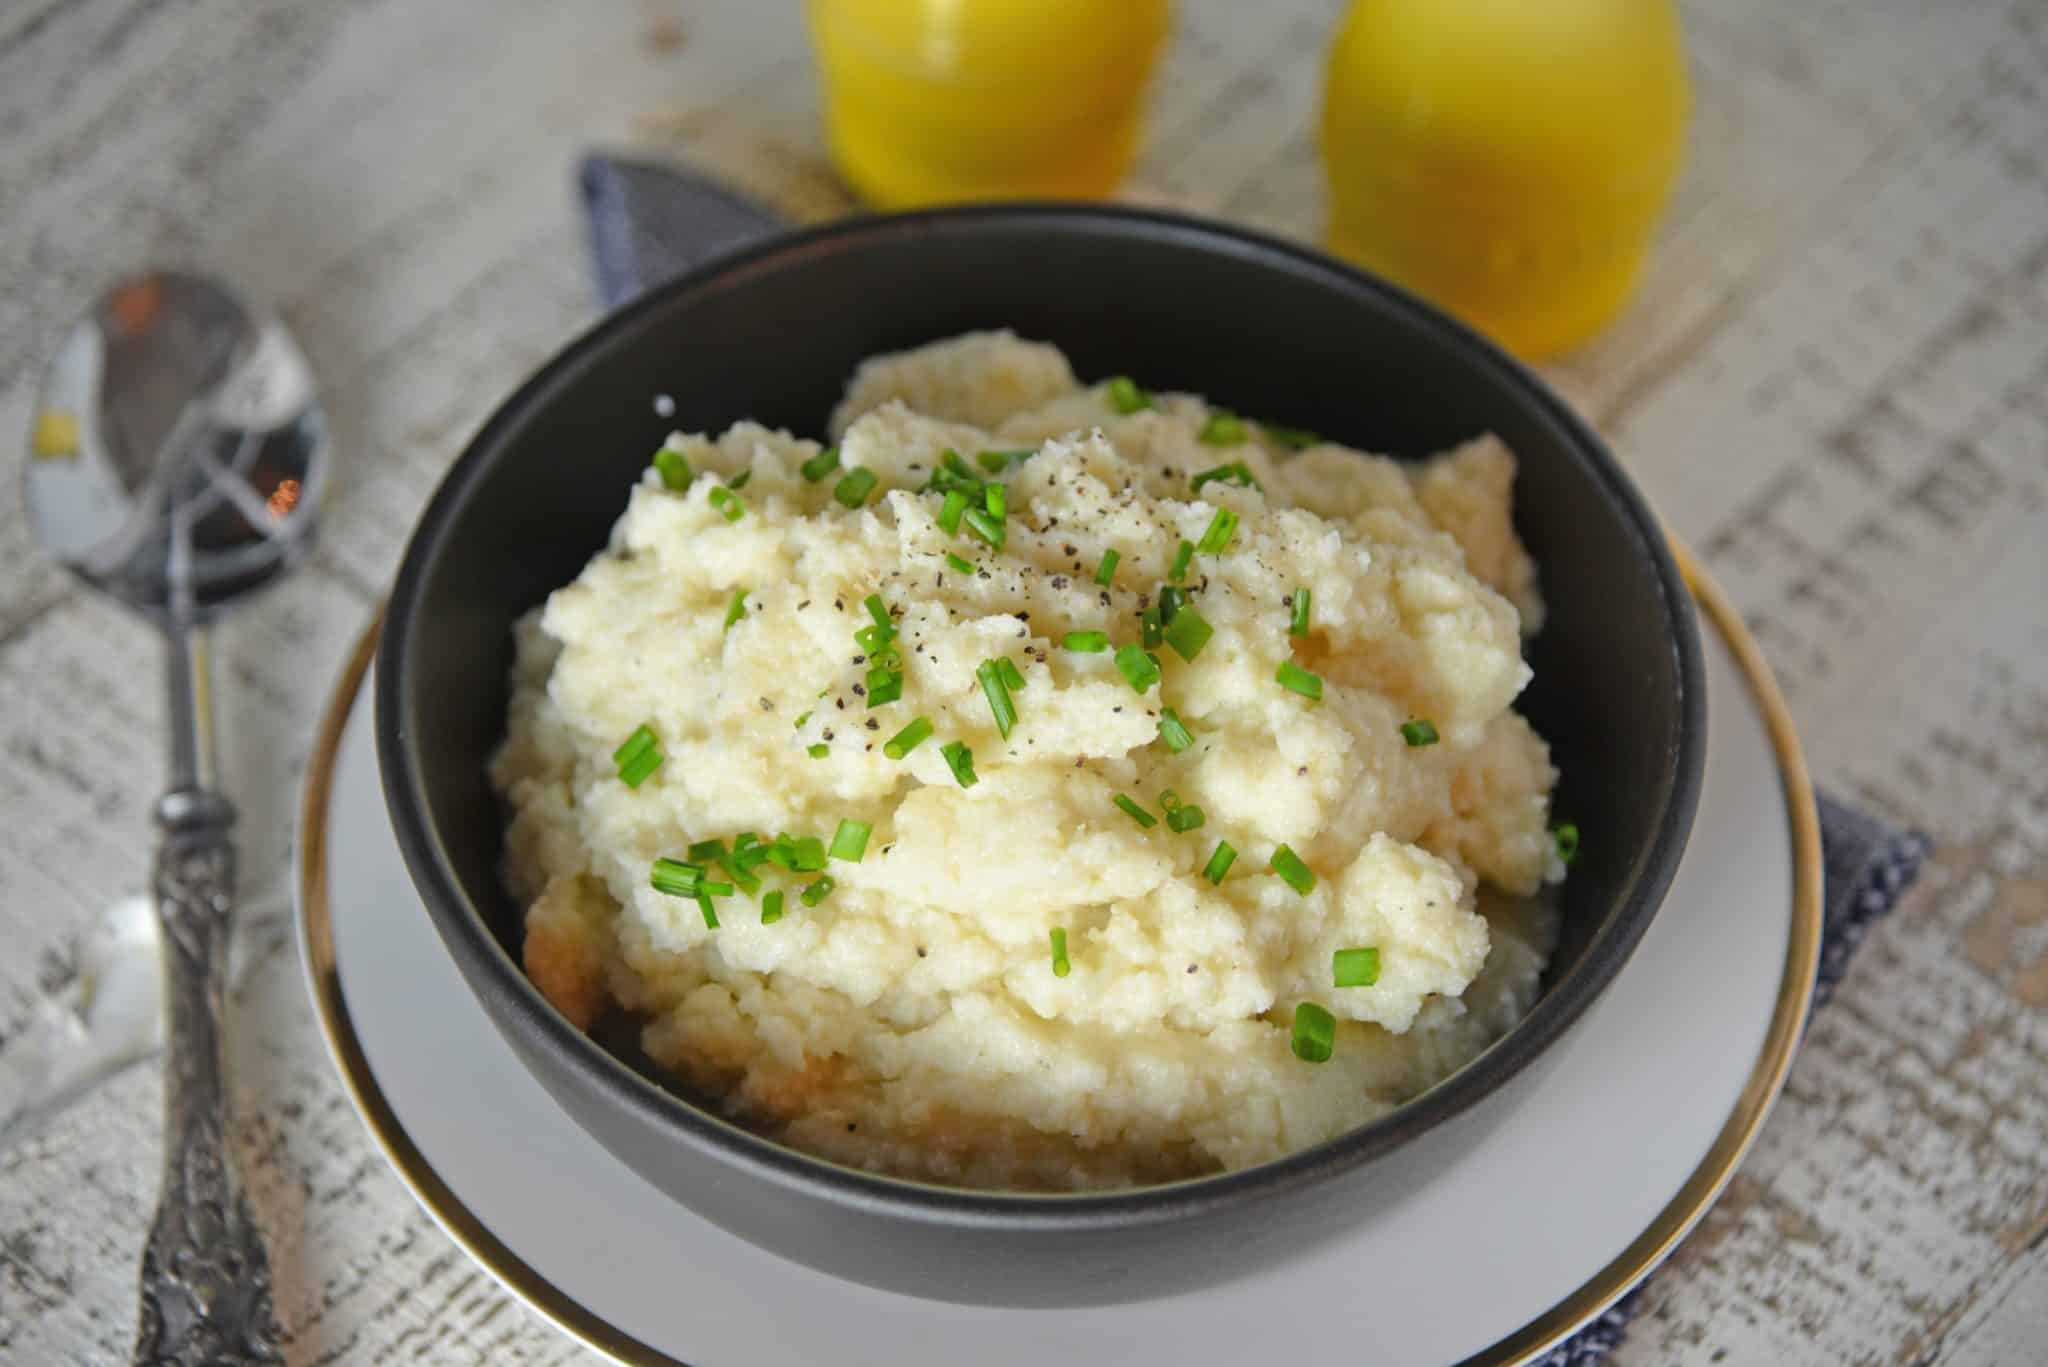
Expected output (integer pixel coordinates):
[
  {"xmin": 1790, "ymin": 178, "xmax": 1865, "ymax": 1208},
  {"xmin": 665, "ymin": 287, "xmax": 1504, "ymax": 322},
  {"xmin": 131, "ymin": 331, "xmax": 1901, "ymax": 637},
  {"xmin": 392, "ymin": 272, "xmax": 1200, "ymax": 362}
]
[{"xmin": 378, "ymin": 205, "xmax": 1703, "ymax": 1307}]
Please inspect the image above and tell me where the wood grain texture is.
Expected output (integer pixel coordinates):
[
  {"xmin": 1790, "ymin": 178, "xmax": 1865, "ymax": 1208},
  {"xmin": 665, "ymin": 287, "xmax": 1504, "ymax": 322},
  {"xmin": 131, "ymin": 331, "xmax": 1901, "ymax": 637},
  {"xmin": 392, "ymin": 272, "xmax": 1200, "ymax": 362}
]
[{"xmin": 1, "ymin": 0, "xmax": 2041, "ymax": 1362}]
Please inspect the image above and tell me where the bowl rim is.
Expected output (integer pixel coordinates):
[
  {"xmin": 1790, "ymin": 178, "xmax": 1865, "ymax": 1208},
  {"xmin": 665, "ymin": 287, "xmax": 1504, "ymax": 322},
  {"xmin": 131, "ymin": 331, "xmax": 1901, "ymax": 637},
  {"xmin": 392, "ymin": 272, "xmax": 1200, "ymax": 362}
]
[{"xmin": 376, "ymin": 201, "xmax": 1706, "ymax": 1230}]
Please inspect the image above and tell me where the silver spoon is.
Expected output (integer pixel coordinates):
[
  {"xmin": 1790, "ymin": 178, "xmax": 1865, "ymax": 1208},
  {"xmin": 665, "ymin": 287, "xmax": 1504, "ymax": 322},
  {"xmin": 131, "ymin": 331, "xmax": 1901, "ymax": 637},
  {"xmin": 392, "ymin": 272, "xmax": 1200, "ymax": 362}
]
[{"xmin": 24, "ymin": 271, "xmax": 326, "ymax": 1365}]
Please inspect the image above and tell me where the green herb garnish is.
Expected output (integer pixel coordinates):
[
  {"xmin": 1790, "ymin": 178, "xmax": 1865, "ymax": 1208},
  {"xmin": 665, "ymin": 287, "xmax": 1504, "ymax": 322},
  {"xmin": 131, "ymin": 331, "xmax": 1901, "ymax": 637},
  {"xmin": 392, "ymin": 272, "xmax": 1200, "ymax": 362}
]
[
  {"xmin": 1113, "ymin": 794, "xmax": 1157, "ymax": 828},
  {"xmin": 945, "ymin": 552, "xmax": 974, "ymax": 574},
  {"xmin": 1275, "ymin": 661, "xmax": 1323, "ymax": 701},
  {"xmin": 1554, "ymin": 823, "xmax": 1580, "ymax": 865},
  {"xmin": 1198, "ymin": 411, "xmax": 1248, "ymax": 445},
  {"xmin": 885, "ymin": 717, "xmax": 934, "ymax": 759},
  {"xmin": 1400, "ymin": 719, "xmax": 1439, "ymax": 747},
  {"xmin": 1162, "ymin": 607, "xmax": 1213, "ymax": 663},
  {"xmin": 1106, "ymin": 376, "xmax": 1151, "ymax": 414},
  {"xmin": 829, "ymin": 818, "xmax": 872, "ymax": 863},
  {"xmin": 1158, "ymin": 707, "xmax": 1195, "ymax": 754},
  {"xmin": 1114, "ymin": 643, "xmax": 1162, "ymax": 694},
  {"xmin": 1270, "ymin": 844, "xmax": 1315, "ymax": 895},
  {"xmin": 724, "ymin": 587, "xmax": 749, "ymax": 632},
  {"xmin": 1196, "ymin": 508, "xmax": 1238, "ymax": 555},
  {"xmin": 1291, "ymin": 1002, "xmax": 1335, "ymax": 1063},
  {"xmin": 1063, "ymin": 630, "xmax": 1109, "ymax": 653},
  {"xmin": 941, "ymin": 741, "xmax": 978, "ymax": 788},
  {"xmin": 976, "ymin": 660, "xmax": 1018, "ymax": 738},
  {"xmin": 1168, "ymin": 539, "xmax": 1195, "ymax": 583},
  {"xmin": 653, "ymin": 446, "xmax": 692, "ymax": 490},
  {"xmin": 800, "ymin": 446, "xmax": 841, "ymax": 482},
  {"xmin": 761, "ymin": 890, "xmax": 785, "ymax": 924},
  {"xmin": 708, "ymin": 486, "xmax": 745, "ymax": 522},
  {"xmin": 1290, "ymin": 587, "xmax": 1311, "ymax": 637},
  {"xmin": 1333, "ymin": 947, "xmax": 1380, "ymax": 988},
  {"xmin": 940, "ymin": 489, "xmax": 970, "ymax": 534},
  {"xmin": 1094, "ymin": 549, "xmax": 1121, "ymax": 587},
  {"xmin": 834, "ymin": 467, "xmax": 879, "ymax": 508},
  {"xmin": 1201, "ymin": 840, "xmax": 1237, "ymax": 884},
  {"xmin": 1050, "ymin": 928, "xmax": 1071, "ymax": 978},
  {"xmin": 800, "ymin": 876, "xmax": 835, "ymax": 908},
  {"xmin": 1190, "ymin": 461, "xmax": 1262, "ymax": 494}
]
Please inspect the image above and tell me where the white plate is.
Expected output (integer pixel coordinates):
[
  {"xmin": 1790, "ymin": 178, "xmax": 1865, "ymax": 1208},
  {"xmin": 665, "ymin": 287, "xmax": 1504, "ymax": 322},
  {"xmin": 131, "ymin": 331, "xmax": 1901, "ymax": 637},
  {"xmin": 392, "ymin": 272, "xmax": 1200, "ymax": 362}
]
[{"xmin": 297, "ymin": 565, "xmax": 1819, "ymax": 1367}]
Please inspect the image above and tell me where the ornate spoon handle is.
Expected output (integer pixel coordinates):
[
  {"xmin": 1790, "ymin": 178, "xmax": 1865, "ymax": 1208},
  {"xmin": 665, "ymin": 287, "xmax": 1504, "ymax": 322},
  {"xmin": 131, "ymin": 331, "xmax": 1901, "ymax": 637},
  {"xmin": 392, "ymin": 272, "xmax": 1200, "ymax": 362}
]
[{"xmin": 133, "ymin": 790, "xmax": 282, "ymax": 1367}]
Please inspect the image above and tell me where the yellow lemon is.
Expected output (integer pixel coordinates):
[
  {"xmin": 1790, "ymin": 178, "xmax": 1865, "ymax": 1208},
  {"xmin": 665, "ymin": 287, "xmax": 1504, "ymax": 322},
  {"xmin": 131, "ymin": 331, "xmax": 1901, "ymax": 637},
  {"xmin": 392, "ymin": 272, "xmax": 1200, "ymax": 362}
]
[
  {"xmin": 808, "ymin": 0, "xmax": 1172, "ymax": 209},
  {"xmin": 1321, "ymin": 0, "xmax": 1690, "ymax": 358}
]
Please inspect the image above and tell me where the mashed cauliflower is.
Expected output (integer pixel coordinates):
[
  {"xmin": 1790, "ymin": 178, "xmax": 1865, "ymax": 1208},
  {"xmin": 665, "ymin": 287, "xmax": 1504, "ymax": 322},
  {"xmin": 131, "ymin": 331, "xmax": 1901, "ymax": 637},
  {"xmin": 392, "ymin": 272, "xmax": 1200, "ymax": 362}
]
[{"xmin": 493, "ymin": 331, "xmax": 1562, "ymax": 1190}]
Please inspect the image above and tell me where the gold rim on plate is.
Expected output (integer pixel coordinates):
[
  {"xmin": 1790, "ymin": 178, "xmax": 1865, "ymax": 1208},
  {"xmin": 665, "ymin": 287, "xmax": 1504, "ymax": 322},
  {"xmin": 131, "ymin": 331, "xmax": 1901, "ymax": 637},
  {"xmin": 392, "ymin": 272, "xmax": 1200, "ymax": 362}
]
[{"xmin": 296, "ymin": 553, "xmax": 1822, "ymax": 1367}]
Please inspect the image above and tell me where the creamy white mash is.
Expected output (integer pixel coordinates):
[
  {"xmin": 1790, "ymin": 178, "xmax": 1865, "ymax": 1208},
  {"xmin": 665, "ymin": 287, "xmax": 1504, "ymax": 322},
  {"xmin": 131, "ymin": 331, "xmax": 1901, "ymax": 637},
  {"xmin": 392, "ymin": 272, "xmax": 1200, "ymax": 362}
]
[{"xmin": 492, "ymin": 331, "xmax": 1562, "ymax": 1190}]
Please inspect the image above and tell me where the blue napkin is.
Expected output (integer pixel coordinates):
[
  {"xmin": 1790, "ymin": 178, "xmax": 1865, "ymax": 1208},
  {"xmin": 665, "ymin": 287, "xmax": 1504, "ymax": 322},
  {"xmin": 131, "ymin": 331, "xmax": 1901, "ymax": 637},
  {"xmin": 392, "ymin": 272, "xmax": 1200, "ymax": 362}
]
[{"xmin": 575, "ymin": 153, "xmax": 1933, "ymax": 1361}]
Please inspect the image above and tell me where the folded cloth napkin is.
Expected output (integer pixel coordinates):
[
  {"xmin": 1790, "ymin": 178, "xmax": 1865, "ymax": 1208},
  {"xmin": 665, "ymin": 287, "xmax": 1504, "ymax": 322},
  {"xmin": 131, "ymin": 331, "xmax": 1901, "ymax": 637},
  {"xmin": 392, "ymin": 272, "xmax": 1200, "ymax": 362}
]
[{"xmin": 575, "ymin": 152, "xmax": 1933, "ymax": 1362}]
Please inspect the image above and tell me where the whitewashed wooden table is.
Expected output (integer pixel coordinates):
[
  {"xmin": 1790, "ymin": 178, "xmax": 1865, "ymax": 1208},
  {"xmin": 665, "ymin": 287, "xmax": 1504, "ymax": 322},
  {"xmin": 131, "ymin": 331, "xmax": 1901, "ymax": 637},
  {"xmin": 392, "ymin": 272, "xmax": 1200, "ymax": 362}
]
[{"xmin": 2, "ymin": 1, "xmax": 2044, "ymax": 1362}]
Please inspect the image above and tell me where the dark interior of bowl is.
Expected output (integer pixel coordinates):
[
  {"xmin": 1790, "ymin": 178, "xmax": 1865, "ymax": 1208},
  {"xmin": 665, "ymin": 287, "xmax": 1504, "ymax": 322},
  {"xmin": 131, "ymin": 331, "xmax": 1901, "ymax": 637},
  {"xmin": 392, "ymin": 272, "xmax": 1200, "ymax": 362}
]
[{"xmin": 384, "ymin": 205, "xmax": 1701, "ymax": 1161}]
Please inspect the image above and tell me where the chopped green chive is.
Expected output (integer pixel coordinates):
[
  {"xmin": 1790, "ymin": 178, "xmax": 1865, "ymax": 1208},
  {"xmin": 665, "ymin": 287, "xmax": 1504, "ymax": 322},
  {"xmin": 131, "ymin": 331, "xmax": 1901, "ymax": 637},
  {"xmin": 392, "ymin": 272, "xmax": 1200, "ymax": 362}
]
[
  {"xmin": 1113, "ymin": 794, "xmax": 1157, "ymax": 828},
  {"xmin": 1140, "ymin": 605, "xmax": 1164, "ymax": 649},
  {"xmin": 942, "ymin": 449, "xmax": 977, "ymax": 482},
  {"xmin": 1114, "ymin": 643, "xmax": 1162, "ymax": 694},
  {"xmin": 1063, "ymin": 630, "xmax": 1109, "ymax": 653},
  {"xmin": 1196, "ymin": 508, "xmax": 1238, "ymax": 555},
  {"xmin": 941, "ymin": 741, "xmax": 979, "ymax": 788},
  {"xmin": 687, "ymin": 838, "xmax": 727, "ymax": 863},
  {"xmin": 1290, "ymin": 587, "xmax": 1312, "ymax": 637},
  {"xmin": 652, "ymin": 446, "xmax": 692, "ymax": 490},
  {"xmin": 808, "ymin": 742, "xmax": 830, "ymax": 758},
  {"xmin": 1163, "ymin": 607, "xmax": 1213, "ymax": 663},
  {"xmin": 1191, "ymin": 461, "xmax": 1262, "ymax": 494},
  {"xmin": 996, "ymin": 657, "xmax": 1026, "ymax": 692},
  {"xmin": 708, "ymin": 486, "xmax": 745, "ymax": 522},
  {"xmin": 945, "ymin": 552, "xmax": 974, "ymax": 574},
  {"xmin": 1158, "ymin": 707, "xmax": 1196, "ymax": 753},
  {"xmin": 865, "ymin": 666, "xmax": 904, "ymax": 707},
  {"xmin": 1270, "ymin": 844, "xmax": 1315, "ymax": 895},
  {"xmin": 863, "ymin": 594, "xmax": 893, "ymax": 637},
  {"xmin": 794, "ymin": 710, "xmax": 812, "ymax": 730},
  {"xmin": 1050, "ymin": 928, "xmax": 1071, "ymax": 978},
  {"xmin": 984, "ymin": 483, "xmax": 1007, "ymax": 521},
  {"xmin": 963, "ymin": 507, "xmax": 1006, "ymax": 550},
  {"xmin": 885, "ymin": 717, "xmax": 934, "ymax": 759},
  {"xmin": 1400, "ymin": 719, "xmax": 1439, "ymax": 747},
  {"xmin": 613, "ymin": 724, "xmax": 658, "ymax": 768},
  {"xmin": 1165, "ymin": 800, "xmax": 1206, "ymax": 833},
  {"xmin": 976, "ymin": 660, "xmax": 1018, "ymax": 738},
  {"xmin": 619, "ymin": 746, "xmax": 663, "ymax": 788},
  {"xmin": 1198, "ymin": 410, "xmax": 1248, "ymax": 445},
  {"xmin": 696, "ymin": 879, "xmax": 735, "ymax": 897},
  {"xmin": 1202, "ymin": 840, "xmax": 1238, "ymax": 884},
  {"xmin": 649, "ymin": 857, "xmax": 702, "ymax": 897},
  {"xmin": 1291, "ymin": 1002, "xmax": 1336, "ymax": 1063},
  {"xmin": 1333, "ymin": 947, "xmax": 1381, "ymax": 988},
  {"xmin": 728, "ymin": 469, "xmax": 752, "ymax": 491},
  {"xmin": 1106, "ymin": 375, "xmax": 1151, "ymax": 414},
  {"xmin": 1158, "ymin": 586, "xmax": 1186, "ymax": 623},
  {"xmin": 800, "ymin": 446, "xmax": 841, "ymax": 482},
  {"xmin": 1168, "ymin": 539, "xmax": 1195, "ymax": 583},
  {"xmin": 791, "ymin": 837, "xmax": 827, "ymax": 872},
  {"xmin": 1554, "ymin": 823, "xmax": 1580, "ymax": 865},
  {"xmin": 834, "ymin": 467, "xmax": 879, "ymax": 508},
  {"xmin": 733, "ymin": 834, "xmax": 771, "ymax": 872},
  {"xmin": 1276, "ymin": 661, "xmax": 1324, "ymax": 701},
  {"xmin": 830, "ymin": 818, "xmax": 872, "ymax": 863},
  {"xmin": 761, "ymin": 890, "xmax": 785, "ymax": 924},
  {"xmin": 1094, "ymin": 548, "xmax": 1121, "ymax": 587},
  {"xmin": 977, "ymin": 448, "xmax": 1033, "ymax": 473},
  {"xmin": 800, "ymin": 876, "xmax": 835, "ymax": 908},
  {"xmin": 1263, "ymin": 423, "xmax": 1320, "ymax": 451},
  {"xmin": 854, "ymin": 624, "xmax": 892, "ymax": 654},
  {"xmin": 697, "ymin": 895, "xmax": 720, "ymax": 928},
  {"xmin": 939, "ymin": 489, "xmax": 970, "ymax": 534},
  {"xmin": 724, "ymin": 587, "xmax": 749, "ymax": 632}
]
